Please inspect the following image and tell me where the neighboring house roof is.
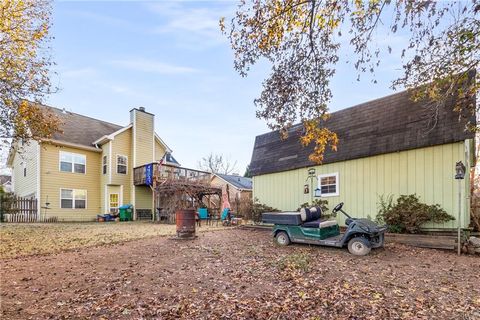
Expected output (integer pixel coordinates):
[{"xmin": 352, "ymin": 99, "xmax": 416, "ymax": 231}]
[
  {"xmin": 250, "ymin": 89, "xmax": 476, "ymax": 176},
  {"xmin": 46, "ymin": 105, "xmax": 123, "ymax": 147},
  {"xmin": 215, "ymin": 174, "xmax": 253, "ymax": 190},
  {"xmin": 0, "ymin": 175, "xmax": 11, "ymax": 185},
  {"xmin": 162, "ymin": 152, "xmax": 181, "ymax": 166}
]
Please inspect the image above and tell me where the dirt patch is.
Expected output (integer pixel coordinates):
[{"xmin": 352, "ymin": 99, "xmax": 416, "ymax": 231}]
[{"xmin": 1, "ymin": 229, "xmax": 479, "ymax": 319}]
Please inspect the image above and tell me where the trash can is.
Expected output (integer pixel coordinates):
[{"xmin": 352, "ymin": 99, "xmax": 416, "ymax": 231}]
[{"xmin": 119, "ymin": 204, "xmax": 133, "ymax": 221}]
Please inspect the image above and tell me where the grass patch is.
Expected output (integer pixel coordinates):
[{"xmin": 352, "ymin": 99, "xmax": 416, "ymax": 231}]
[
  {"xmin": 0, "ymin": 222, "xmax": 227, "ymax": 259},
  {"xmin": 277, "ymin": 252, "xmax": 310, "ymax": 272}
]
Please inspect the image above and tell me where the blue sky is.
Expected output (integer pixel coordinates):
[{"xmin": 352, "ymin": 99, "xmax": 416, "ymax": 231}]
[{"xmin": 44, "ymin": 0, "xmax": 407, "ymax": 173}]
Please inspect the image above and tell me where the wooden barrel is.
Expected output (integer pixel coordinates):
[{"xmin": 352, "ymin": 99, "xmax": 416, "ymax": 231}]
[{"xmin": 176, "ymin": 209, "xmax": 196, "ymax": 238}]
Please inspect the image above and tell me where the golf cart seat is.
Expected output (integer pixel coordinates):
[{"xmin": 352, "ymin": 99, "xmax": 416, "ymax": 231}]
[{"xmin": 302, "ymin": 219, "xmax": 338, "ymax": 229}]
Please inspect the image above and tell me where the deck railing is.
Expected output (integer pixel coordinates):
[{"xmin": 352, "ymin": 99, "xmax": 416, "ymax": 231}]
[{"xmin": 133, "ymin": 163, "xmax": 211, "ymax": 186}]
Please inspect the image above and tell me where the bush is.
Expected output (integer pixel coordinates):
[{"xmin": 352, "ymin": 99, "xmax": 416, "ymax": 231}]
[
  {"xmin": 0, "ymin": 191, "xmax": 15, "ymax": 222},
  {"xmin": 250, "ymin": 198, "xmax": 280, "ymax": 223},
  {"xmin": 376, "ymin": 194, "xmax": 454, "ymax": 233}
]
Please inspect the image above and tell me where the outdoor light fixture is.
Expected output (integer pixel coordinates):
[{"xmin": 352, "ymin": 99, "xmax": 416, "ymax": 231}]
[
  {"xmin": 314, "ymin": 187, "xmax": 322, "ymax": 198},
  {"xmin": 454, "ymin": 161, "xmax": 466, "ymax": 256},
  {"xmin": 455, "ymin": 161, "xmax": 466, "ymax": 180},
  {"xmin": 308, "ymin": 168, "xmax": 316, "ymax": 176}
]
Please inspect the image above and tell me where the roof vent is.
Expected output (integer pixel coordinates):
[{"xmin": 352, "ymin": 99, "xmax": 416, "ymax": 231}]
[{"xmin": 138, "ymin": 107, "xmax": 146, "ymax": 112}]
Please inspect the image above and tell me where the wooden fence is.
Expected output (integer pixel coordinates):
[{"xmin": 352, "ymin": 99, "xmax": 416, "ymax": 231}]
[{"xmin": 0, "ymin": 195, "xmax": 38, "ymax": 223}]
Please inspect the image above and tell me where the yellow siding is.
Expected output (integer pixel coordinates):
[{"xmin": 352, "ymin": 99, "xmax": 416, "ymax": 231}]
[
  {"xmin": 253, "ymin": 142, "xmax": 471, "ymax": 229},
  {"xmin": 110, "ymin": 128, "xmax": 132, "ymax": 206},
  {"xmin": 154, "ymin": 140, "xmax": 166, "ymax": 161},
  {"xmin": 40, "ymin": 143, "xmax": 101, "ymax": 221},
  {"xmin": 11, "ymin": 140, "xmax": 38, "ymax": 198},
  {"xmin": 134, "ymin": 111, "xmax": 154, "ymax": 166},
  {"xmin": 135, "ymin": 186, "xmax": 152, "ymax": 210}
]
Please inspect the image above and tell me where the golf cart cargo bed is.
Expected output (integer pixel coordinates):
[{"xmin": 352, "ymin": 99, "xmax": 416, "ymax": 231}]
[{"xmin": 262, "ymin": 212, "xmax": 302, "ymax": 225}]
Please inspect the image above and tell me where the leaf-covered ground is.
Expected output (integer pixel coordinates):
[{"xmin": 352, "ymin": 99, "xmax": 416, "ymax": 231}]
[
  {"xmin": 0, "ymin": 222, "xmax": 226, "ymax": 259},
  {"xmin": 1, "ymin": 228, "xmax": 479, "ymax": 319}
]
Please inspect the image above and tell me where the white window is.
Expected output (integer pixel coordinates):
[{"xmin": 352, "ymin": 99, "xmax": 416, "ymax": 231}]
[
  {"xmin": 60, "ymin": 189, "xmax": 87, "ymax": 209},
  {"xmin": 60, "ymin": 151, "xmax": 86, "ymax": 174},
  {"xmin": 102, "ymin": 156, "xmax": 107, "ymax": 175},
  {"xmin": 117, "ymin": 155, "xmax": 127, "ymax": 174},
  {"xmin": 318, "ymin": 173, "xmax": 339, "ymax": 197}
]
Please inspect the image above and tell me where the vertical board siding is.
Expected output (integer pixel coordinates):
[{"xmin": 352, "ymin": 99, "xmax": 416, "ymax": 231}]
[
  {"xmin": 135, "ymin": 186, "xmax": 152, "ymax": 210},
  {"xmin": 253, "ymin": 142, "xmax": 469, "ymax": 229}
]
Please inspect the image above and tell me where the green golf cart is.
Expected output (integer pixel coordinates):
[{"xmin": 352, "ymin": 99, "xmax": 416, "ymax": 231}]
[{"xmin": 262, "ymin": 202, "xmax": 387, "ymax": 256}]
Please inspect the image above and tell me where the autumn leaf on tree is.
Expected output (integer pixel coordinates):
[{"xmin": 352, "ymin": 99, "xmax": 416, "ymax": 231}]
[
  {"xmin": 0, "ymin": 0, "xmax": 61, "ymax": 147},
  {"xmin": 222, "ymin": 0, "xmax": 479, "ymax": 163}
]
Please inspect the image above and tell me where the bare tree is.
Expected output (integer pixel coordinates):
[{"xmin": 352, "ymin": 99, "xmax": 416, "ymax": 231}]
[{"xmin": 198, "ymin": 152, "xmax": 238, "ymax": 175}]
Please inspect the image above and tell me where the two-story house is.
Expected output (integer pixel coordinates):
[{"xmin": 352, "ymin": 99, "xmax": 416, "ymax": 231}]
[{"xmin": 7, "ymin": 105, "xmax": 178, "ymax": 221}]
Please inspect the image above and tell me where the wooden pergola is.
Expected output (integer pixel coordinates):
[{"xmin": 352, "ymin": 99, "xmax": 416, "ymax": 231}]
[{"xmin": 134, "ymin": 163, "xmax": 222, "ymax": 223}]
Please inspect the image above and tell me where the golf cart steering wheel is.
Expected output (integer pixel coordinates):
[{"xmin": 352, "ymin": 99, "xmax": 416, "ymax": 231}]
[{"xmin": 333, "ymin": 202, "xmax": 344, "ymax": 213}]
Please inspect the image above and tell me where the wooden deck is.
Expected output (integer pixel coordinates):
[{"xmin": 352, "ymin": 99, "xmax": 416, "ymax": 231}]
[{"xmin": 133, "ymin": 163, "xmax": 211, "ymax": 186}]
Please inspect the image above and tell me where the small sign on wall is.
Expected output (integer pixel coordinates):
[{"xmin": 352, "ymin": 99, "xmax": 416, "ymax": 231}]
[{"xmin": 304, "ymin": 184, "xmax": 309, "ymax": 194}]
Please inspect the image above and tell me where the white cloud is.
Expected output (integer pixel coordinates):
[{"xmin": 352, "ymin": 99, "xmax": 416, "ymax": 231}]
[
  {"xmin": 146, "ymin": 2, "xmax": 234, "ymax": 49},
  {"xmin": 110, "ymin": 58, "xmax": 200, "ymax": 74}
]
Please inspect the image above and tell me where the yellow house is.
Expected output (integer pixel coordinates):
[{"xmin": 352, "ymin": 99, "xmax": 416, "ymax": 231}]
[{"xmin": 7, "ymin": 106, "xmax": 179, "ymax": 221}]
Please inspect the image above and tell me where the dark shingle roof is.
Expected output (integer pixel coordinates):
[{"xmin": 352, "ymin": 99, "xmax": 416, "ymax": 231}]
[
  {"xmin": 44, "ymin": 105, "xmax": 123, "ymax": 147},
  {"xmin": 250, "ymin": 90, "xmax": 476, "ymax": 176},
  {"xmin": 216, "ymin": 174, "xmax": 252, "ymax": 190}
]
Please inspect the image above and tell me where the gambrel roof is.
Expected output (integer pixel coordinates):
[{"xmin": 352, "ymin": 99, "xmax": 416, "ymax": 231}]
[{"xmin": 249, "ymin": 89, "xmax": 476, "ymax": 176}]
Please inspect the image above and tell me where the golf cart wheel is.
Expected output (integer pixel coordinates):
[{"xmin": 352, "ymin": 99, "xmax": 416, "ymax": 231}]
[
  {"xmin": 276, "ymin": 231, "xmax": 290, "ymax": 246},
  {"xmin": 347, "ymin": 237, "xmax": 371, "ymax": 256}
]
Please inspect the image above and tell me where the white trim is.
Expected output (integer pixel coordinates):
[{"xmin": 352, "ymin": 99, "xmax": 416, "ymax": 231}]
[
  {"xmin": 120, "ymin": 185, "xmax": 124, "ymax": 206},
  {"xmin": 116, "ymin": 154, "xmax": 128, "ymax": 175},
  {"xmin": 154, "ymin": 133, "xmax": 172, "ymax": 153},
  {"xmin": 93, "ymin": 124, "xmax": 133, "ymax": 145},
  {"xmin": 59, "ymin": 151, "xmax": 87, "ymax": 174},
  {"xmin": 108, "ymin": 142, "xmax": 112, "ymax": 184},
  {"xmin": 104, "ymin": 185, "xmax": 108, "ymax": 214},
  {"xmin": 42, "ymin": 139, "xmax": 101, "ymax": 152},
  {"xmin": 60, "ymin": 188, "xmax": 88, "ymax": 209},
  {"xmin": 36, "ymin": 143, "xmax": 41, "ymax": 219},
  {"xmin": 11, "ymin": 162, "xmax": 15, "ymax": 192},
  {"xmin": 317, "ymin": 172, "xmax": 340, "ymax": 197}
]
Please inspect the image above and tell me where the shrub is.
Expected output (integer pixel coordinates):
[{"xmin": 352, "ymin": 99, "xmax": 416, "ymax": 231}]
[
  {"xmin": 376, "ymin": 194, "xmax": 454, "ymax": 233},
  {"xmin": 0, "ymin": 192, "xmax": 15, "ymax": 222},
  {"xmin": 250, "ymin": 198, "xmax": 280, "ymax": 222}
]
